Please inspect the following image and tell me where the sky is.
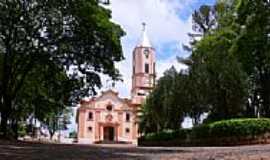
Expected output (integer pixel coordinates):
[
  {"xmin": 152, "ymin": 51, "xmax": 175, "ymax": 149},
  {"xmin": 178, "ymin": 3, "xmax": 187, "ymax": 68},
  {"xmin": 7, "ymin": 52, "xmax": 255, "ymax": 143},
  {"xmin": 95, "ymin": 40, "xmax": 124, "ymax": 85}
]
[
  {"xmin": 108, "ymin": 0, "xmax": 216, "ymax": 98},
  {"xmin": 68, "ymin": 0, "xmax": 216, "ymax": 133}
]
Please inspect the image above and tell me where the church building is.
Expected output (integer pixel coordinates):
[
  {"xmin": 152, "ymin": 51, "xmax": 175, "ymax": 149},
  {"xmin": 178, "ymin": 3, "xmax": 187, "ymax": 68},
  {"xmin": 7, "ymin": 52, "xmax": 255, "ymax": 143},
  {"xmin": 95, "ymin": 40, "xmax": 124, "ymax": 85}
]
[{"xmin": 76, "ymin": 23, "xmax": 155, "ymax": 144}]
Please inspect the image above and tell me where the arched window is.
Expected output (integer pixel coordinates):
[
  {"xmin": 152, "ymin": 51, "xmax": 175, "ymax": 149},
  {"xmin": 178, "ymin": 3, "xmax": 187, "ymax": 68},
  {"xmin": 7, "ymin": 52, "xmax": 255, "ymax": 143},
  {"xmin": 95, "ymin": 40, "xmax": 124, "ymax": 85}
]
[
  {"xmin": 126, "ymin": 113, "xmax": 130, "ymax": 122},
  {"xmin": 145, "ymin": 63, "xmax": 149, "ymax": 73},
  {"xmin": 88, "ymin": 112, "xmax": 93, "ymax": 120}
]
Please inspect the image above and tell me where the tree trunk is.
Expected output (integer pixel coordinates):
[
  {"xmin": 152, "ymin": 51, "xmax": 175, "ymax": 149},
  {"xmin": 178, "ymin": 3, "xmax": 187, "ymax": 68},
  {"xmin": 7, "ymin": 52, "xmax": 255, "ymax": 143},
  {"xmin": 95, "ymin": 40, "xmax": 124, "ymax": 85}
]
[
  {"xmin": 0, "ymin": 98, "xmax": 12, "ymax": 138},
  {"xmin": 11, "ymin": 119, "xmax": 18, "ymax": 139},
  {"xmin": 49, "ymin": 130, "xmax": 55, "ymax": 140},
  {"xmin": 193, "ymin": 115, "xmax": 200, "ymax": 126},
  {"xmin": 0, "ymin": 112, "xmax": 8, "ymax": 137},
  {"xmin": 259, "ymin": 72, "xmax": 270, "ymax": 117}
]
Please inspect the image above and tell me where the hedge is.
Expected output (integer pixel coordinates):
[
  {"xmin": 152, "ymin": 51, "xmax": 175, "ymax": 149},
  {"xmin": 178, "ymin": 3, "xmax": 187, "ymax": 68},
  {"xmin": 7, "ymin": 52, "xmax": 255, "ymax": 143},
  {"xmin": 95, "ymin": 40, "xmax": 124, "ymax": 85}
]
[
  {"xmin": 143, "ymin": 129, "xmax": 191, "ymax": 141},
  {"xmin": 142, "ymin": 118, "xmax": 270, "ymax": 141},
  {"xmin": 194, "ymin": 118, "xmax": 270, "ymax": 139}
]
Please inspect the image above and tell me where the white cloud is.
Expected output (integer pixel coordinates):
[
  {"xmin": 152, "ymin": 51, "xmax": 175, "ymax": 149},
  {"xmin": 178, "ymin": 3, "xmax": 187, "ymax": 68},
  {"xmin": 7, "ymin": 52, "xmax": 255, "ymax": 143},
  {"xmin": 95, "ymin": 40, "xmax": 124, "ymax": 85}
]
[
  {"xmin": 156, "ymin": 56, "xmax": 188, "ymax": 78},
  {"xmin": 111, "ymin": 0, "xmax": 193, "ymax": 46},
  {"xmin": 108, "ymin": 0, "xmax": 193, "ymax": 97}
]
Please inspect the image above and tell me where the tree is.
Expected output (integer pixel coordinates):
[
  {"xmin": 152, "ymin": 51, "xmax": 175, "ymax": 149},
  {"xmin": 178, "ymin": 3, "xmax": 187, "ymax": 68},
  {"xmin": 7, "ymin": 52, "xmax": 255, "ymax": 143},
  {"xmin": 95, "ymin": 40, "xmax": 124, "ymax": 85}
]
[
  {"xmin": 139, "ymin": 94, "xmax": 159, "ymax": 134},
  {"xmin": 0, "ymin": 0, "xmax": 124, "ymax": 137},
  {"xmin": 183, "ymin": 59, "xmax": 209, "ymax": 125},
  {"xmin": 193, "ymin": 29, "xmax": 248, "ymax": 122},
  {"xmin": 180, "ymin": 0, "xmax": 249, "ymax": 123},
  {"xmin": 232, "ymin": 0, "xmax": 270, "ymax": 117},
  {"xmin": 180, "ymin": 3, "xmax": 218, "ymax": 125},
  {"xmin": 139, "ymin": 67, "xmax": 186, "ymax": 133},
  {"xmin": 183, "ymin": 4, "xmax": 217, "ymax": 52},
  {"xmin": 42, "ymin": 107, "xmax": 71, "ymax": 140}
]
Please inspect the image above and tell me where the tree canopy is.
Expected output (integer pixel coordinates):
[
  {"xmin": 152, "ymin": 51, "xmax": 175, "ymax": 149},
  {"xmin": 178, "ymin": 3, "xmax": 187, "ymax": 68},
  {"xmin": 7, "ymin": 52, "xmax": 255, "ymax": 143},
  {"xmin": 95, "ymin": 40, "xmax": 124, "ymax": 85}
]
[
  {"xmin": 0, "ymin": 0, "xmax": 125, "ymax": 138},
  {"xmin": 139, "ymin": 0, "xmax": 270, "ymax": 134}
]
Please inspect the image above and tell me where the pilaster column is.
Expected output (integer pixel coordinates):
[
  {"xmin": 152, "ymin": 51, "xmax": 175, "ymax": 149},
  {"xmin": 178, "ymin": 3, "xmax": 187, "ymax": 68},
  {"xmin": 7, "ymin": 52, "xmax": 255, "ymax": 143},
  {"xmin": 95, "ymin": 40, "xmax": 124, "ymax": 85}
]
[
  {"xmin": 78, "ymin": 109, "xmax": 86, "ymax": 138},
  {"xmin": 118, "ymin": 112, "xmax": 123, "ymax": 137}
]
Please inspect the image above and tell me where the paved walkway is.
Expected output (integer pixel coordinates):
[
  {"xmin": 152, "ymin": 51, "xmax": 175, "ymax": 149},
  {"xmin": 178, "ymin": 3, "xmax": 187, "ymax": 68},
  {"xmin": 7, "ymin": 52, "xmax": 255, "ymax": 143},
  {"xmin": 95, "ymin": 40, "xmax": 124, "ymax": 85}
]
[{"xmin": 1, "ymin": 141, "xmax": 270, "ymax": 160}]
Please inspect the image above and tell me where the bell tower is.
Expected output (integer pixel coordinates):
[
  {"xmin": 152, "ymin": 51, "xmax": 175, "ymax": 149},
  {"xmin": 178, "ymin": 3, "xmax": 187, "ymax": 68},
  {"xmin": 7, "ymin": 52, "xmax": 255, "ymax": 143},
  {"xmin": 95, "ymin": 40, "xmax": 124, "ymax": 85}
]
[{"xmin": 131, "ymin": 23, "xmax": 156, "ymax": 104}]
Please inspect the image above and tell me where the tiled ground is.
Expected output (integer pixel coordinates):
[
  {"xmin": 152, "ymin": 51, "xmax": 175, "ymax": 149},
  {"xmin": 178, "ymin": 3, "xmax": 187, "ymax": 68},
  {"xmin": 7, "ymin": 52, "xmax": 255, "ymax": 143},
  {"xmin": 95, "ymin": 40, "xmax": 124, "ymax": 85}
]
[{"xmin": 0, "ymin": 141, "xmax": 270, "ymax": 160}]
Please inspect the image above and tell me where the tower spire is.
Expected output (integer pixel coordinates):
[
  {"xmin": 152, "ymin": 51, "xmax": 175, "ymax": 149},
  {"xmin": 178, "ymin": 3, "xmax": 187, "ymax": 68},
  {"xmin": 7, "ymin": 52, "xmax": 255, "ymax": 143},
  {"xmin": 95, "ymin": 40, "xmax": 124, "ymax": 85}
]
[{"xmin": 138, "ymin": 22, "xmax": 151, "ymax": 47}]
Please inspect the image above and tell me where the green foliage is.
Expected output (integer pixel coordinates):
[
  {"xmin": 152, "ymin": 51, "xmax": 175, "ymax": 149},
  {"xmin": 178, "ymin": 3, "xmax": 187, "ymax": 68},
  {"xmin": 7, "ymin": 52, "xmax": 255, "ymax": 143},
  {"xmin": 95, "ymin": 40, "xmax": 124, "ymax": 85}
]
[
  {"xmin": 142, "ymin": 118, "xmax": 270, "ymax": 142},
  {"xmin": 18, "ymin": 123, "xmax": 27, "ymax": 137},
  {"xmin": 192, "ymin": 5, "xmax": 217, "ymax": 35},
  {"xmin": 0, "ymin": 0, "xmax": 124, "ymax": 138},
  {"xmin": 69, "ymin": 131, "xmax": 77, "ymax": 138},
  {"xmin": 179, "ymin": 0, "xmax": 249, "ymax": 125},
  {"xmin": 139, "ymin": 67, "xmax": 186, "ymax": 133},
  {"xmin": 193, "ymin": 118, "xmax": 270, "ymax": 138},
  {"xmin": 191, "ymin": 124, "xmax": 210, "ymax": 139},
  {"xmin": 183, "ymin": 4, "xmax": 217, "ymax": 52},
  {"xmin": 232, "ymin": 0, "xmax": 270, "ymax": 117},
  {"xmin": 193, "ymin": 29, "xmax": 249, "ymax": 121},
  {"xmin": 140, "ymin": 0, "xmax": 270, "ymax": 135},
  {"xmin": 143, "ymin": 129, "xmax": 191, "ymax": 141},
  {"xmin": 180, "ymin": 0, "xmax": 270, "ymax": 123}
]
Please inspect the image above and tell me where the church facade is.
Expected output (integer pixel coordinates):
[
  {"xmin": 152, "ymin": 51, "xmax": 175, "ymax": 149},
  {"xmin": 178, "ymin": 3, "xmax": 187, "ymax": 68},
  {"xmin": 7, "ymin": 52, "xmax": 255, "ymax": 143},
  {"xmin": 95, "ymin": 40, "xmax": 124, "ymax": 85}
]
[{"xmin": 77, "ymin": 23, "xmax": 155, "ymax": 144}]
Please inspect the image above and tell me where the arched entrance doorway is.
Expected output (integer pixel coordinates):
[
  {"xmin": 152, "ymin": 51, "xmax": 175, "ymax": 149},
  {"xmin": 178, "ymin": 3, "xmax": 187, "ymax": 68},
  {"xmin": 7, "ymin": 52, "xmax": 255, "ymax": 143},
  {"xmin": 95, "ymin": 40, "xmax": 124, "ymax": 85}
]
[{"xmin": 103, "ymin": 126, "xmax": 114, "ymax": 141}]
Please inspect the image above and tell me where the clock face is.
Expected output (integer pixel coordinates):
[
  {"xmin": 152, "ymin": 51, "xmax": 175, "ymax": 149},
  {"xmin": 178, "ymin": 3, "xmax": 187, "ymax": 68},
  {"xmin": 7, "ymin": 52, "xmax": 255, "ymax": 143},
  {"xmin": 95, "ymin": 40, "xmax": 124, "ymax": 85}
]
[{"xmin": 144, "ymin": 49, "xmax": 149, "ymax": 58}]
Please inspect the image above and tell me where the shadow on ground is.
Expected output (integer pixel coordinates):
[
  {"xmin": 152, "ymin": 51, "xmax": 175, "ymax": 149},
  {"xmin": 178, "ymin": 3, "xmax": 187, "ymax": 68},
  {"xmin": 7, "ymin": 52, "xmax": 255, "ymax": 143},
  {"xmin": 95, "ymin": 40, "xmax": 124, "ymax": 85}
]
[
  {"xmin": 0, "ymin": 141, "xmax": 188, "ymax": 160},
  {"xmin": 2, "ymin": 141, "xmax": 270, "ymax": 160}
]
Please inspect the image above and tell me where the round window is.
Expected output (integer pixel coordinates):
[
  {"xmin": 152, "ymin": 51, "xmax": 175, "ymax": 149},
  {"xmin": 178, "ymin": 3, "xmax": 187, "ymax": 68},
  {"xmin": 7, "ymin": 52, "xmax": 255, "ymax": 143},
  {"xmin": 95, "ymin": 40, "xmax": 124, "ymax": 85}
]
[{"xmin": 106, "ymin": 105, "xmax": 112, "ymax": 111}]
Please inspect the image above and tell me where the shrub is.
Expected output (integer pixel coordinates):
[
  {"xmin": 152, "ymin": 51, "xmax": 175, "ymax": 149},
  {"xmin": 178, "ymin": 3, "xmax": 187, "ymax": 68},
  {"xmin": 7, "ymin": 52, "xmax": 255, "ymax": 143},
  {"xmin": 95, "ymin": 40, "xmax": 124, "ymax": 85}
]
[
  {"xmin": 207, "ymin": 118, "xmax": 270, "ymax": 138},
  {"xmin": 144, "ymin": 129, "xmax": 191, "ymax": 141},
  {"xmin": 191, "ymin": 124, "xmax": 210, "ymax": 139},
  {"xmin": 172, "ymin": 129, "xmax": 191, "ymax": 139},
  {"xmin": 17, "ymin": 122, "xmax": 27, "ymax": 137},
  {"xmin": 142, "ymin": 118, "xmax": 270, "ymax": 142}
]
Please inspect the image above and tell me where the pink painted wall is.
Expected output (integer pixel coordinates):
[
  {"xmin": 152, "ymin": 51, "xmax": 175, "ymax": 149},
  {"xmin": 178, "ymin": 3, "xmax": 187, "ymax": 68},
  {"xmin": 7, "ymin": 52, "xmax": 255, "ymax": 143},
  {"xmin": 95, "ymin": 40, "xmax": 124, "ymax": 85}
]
[
  {"xmin": 77, "ymin": 90, "xmax": 138, "ymax": 144},
  {"xmin": 131, "ymin": 46, "xmax": 155, "ymax": 98}
]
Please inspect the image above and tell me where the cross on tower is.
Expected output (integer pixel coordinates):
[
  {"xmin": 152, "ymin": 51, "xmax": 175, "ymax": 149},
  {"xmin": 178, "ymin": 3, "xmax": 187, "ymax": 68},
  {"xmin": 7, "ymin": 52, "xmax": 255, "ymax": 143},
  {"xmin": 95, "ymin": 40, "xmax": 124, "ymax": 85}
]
[{"xmin": 142, "ymin": 22, "xmax": 146, "ymax": 31}]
